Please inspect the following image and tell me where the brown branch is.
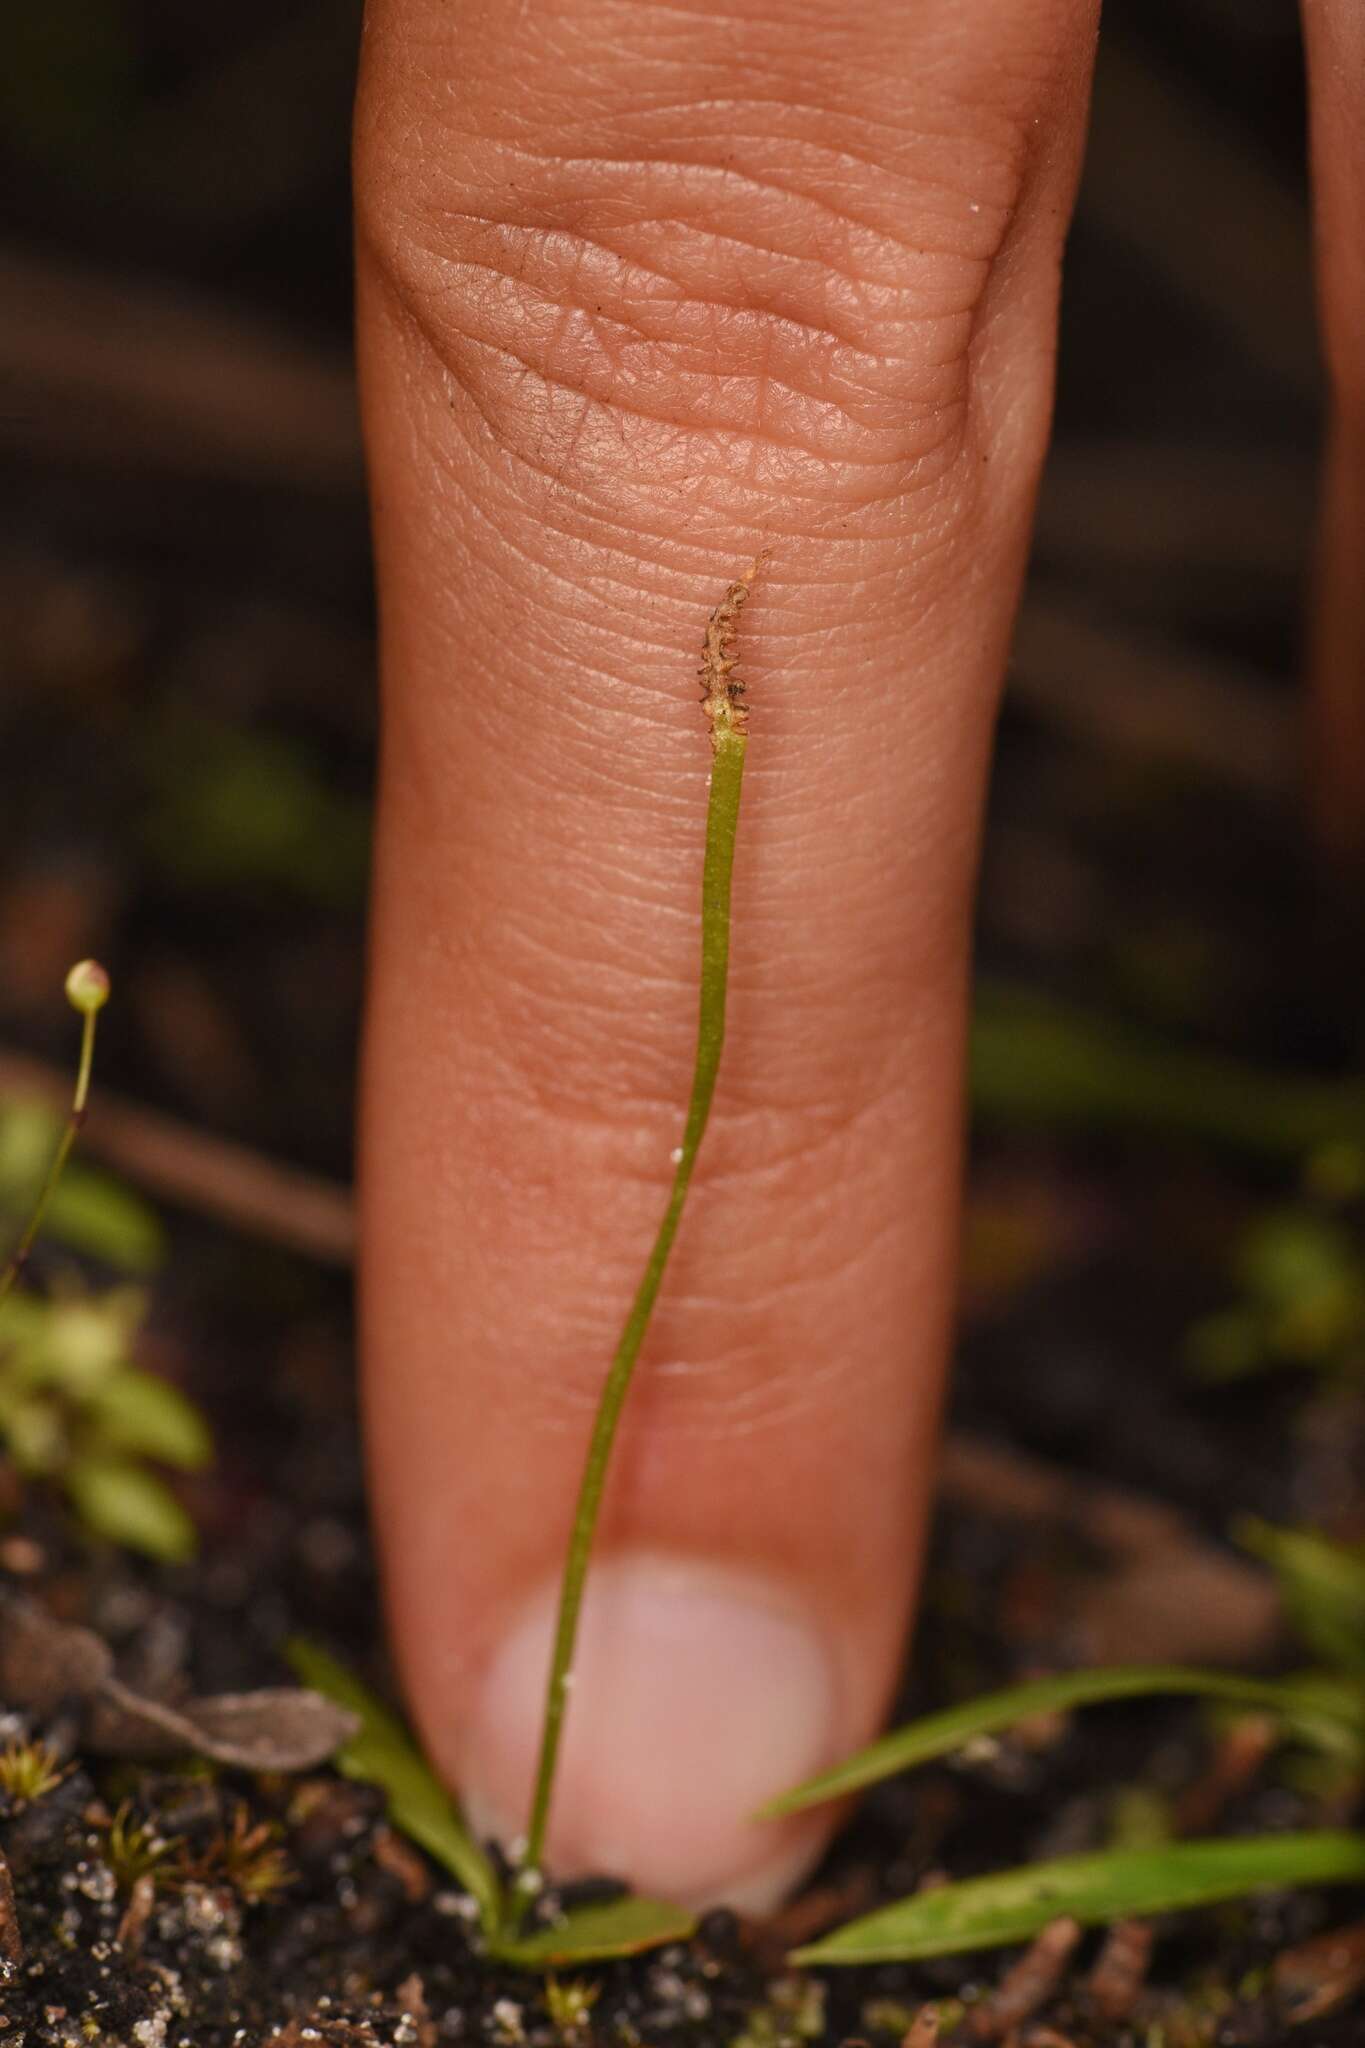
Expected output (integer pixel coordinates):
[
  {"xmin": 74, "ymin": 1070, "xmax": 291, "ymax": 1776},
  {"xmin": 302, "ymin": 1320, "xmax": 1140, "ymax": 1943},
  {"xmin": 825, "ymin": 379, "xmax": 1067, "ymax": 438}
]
[
  {"xmin": 0, "ymin": 246, "xmax": 360, "ymax": 491},
  {"xmin": 938, "ymin": 1432, "xmax": 1282, "ymax": 1669},
  {"xmin": 0, "ymin": 1047, "xmax": 354, "ymax": 1267}
]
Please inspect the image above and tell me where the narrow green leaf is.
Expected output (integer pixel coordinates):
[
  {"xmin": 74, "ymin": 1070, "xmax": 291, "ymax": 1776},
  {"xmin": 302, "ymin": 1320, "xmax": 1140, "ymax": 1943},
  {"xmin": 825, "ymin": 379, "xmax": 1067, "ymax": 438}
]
[
  {"xmin": 793, "ymin": 1832, "xmax": 1365, "ymax": 1966},
  {"xmin": 88, "ymin": 1367, "xmax": 213, "ymax": 1470},
  {"xmin": 66, "ymin": 1456, "xmax": 196, "ymax": 1563},
  {"xmin": 493, "ymin": 1895, "xmax": 696, "ymax": 1969},
  {"xmin": 5, "ymin": 1394, "xmax": 64, "ymax": 1474},
  {"xmin": 285, "ymin": 1639, "xmax": 501, "ymax": 1928},
  {"xmin": 762, "ymin": 1665, "xmax": 1365, "ymax": 1818},
  {"xmin": 41, "ymin": 1167, "xmax": 165, "ymax": 1275},
  {"xmin": 519, "ymin": 571, "xmax": 755, "ymax": 1896}
]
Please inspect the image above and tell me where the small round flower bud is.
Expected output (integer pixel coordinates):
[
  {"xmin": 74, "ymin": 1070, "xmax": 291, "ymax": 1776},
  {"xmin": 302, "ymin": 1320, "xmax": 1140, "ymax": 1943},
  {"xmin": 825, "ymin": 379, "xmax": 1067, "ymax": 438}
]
[{"xmin": 65, "ymin": 960, "xmax": 111, "ymax": 1015}]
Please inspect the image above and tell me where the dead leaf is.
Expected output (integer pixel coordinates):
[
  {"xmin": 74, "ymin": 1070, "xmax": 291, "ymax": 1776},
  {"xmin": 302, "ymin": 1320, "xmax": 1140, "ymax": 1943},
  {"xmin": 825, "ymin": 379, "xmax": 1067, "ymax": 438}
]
[{"xmin": 0, "ymin": 1589, "xmax": 357, "ymax": 1770}]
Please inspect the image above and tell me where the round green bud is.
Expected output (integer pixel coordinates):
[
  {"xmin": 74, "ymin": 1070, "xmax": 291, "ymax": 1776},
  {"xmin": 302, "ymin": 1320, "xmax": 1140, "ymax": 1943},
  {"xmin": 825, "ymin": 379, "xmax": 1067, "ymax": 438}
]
[{"xmin": 65, "ymin": 959, "xmax": 111, "ymax": 1016}]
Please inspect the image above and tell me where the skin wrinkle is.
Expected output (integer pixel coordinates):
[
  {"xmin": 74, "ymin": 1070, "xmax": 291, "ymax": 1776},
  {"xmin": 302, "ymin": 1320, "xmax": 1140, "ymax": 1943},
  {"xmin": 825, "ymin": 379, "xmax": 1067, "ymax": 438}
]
[
  {"xmin": 463, "ymin": 758, "xmax": 955, "ymax": 959},
  {"xmin": 397, "ymin": 217, "xmax": 980, "ymax": 397},
  {"xmin": 360, "ymin": 36, "xmax": 1088, "ymax": 499},
  {"xmin": 384, "ymin": 19, "xmax": 1059, "ymax": 205},
  {"xmin": 452, "ymin": 898, "xmax": 953, "ymax": 1150},
  {"xmin": 401, "ymin": 281, "xmax": 972, "ymax": 477},
  {"xmin": 471, "ymin": 1176, "xmax": 917, "ymax": 1431},
  {"xmin": 416, "ymin": 742, "xmax": 947, "ymax": 1098},
  {"xmin": 455, "ymin": 139, "xmax": 1017, "ymax": 282},
  {"xmin": 400, "ymin": 441, "xmax": 978, "ymax": 692},
  {"xmin": 395, "ymin": 306, "xmax": 977, "ymax": 559},
  {"xmin": 361, "ymin": 123, "xmax": 1023, "ymax": 475},
  {"xmin": 432, "ymin": 334, "xmax": 965, "ymax": 525}
]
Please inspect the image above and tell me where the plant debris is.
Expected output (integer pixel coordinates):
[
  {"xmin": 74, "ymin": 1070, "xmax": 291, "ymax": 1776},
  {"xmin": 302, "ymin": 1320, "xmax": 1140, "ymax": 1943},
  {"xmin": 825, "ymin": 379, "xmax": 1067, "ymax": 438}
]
[{"xmin": 0, "ymin": 1587, "xmax": 357, "ymax": 1769}]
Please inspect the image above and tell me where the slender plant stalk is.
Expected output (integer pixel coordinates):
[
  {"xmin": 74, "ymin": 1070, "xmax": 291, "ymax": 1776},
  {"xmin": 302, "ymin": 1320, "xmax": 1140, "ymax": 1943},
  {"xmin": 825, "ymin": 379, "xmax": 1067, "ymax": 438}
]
[
  {"xmin": 0, "ymin": 961, "xmax": 110, "ymax": 1312},
  {"xmin": 517, "ymin": 564, "xmax": 760, "ymax": 1900}
]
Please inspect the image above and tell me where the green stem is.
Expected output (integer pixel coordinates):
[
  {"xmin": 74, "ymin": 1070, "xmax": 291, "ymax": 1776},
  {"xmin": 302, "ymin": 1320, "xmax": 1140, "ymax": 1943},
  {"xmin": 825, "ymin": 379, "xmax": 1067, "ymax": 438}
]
[
  {"xmin": 518, "ymin": 718, "xmax": 748, "ymax": 1897},
  {"xmin": 0, "ymin": 997, "xmax": 102, "ymax": 1313}
]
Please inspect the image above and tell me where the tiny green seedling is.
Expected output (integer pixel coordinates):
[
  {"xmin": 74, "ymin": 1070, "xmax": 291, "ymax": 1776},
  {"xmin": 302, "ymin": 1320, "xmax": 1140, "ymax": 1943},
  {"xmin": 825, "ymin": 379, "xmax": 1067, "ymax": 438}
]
[
  {"xmin": 0, "ymin": 1736, "xmax": 67, "ymax": 1807},
  {"xmin": 518, "ymin": 560, "xmax": 757, "ymax": 1906},
  {"xmin": 0, "ymin": 963, "xmax": 212, "ymax": 1560},
  {"xmin": 298, "ymin": 565, "xmax": 761, "ymax": 1967},
  {"xmin": 0, "ymin": 960, "xmax": 110, "ymax": 1315}
]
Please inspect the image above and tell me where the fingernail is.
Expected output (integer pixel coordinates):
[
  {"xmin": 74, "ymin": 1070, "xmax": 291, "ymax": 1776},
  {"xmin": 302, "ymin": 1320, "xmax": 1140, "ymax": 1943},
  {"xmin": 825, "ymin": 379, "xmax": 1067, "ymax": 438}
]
[{"xmin": 457, "ymin": 1552, "xmax": 841, "ymax": 1911}]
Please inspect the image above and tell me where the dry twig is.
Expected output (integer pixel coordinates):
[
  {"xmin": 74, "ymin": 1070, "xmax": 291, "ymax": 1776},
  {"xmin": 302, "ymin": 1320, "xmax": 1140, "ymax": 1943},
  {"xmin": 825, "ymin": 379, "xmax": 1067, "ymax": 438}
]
[
  {"xmin": 967, "ymin": 1917, "xmax": 1081, "ymax": 2042},
  {"xmin": 1085, "ymin": 1918, "xmax": 1154, "ymax": 2024},
  {"xmin": 0, "ymin": 1842, "xmax": 21, "ymax": 1970}
]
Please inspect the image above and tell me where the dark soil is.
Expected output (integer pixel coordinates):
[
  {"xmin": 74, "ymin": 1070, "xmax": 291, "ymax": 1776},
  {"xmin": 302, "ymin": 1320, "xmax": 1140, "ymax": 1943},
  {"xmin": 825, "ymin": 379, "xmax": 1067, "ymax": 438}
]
[{"xmin": 3, "ymin": 1367, "xmax": 1365, "ymax": 2047}]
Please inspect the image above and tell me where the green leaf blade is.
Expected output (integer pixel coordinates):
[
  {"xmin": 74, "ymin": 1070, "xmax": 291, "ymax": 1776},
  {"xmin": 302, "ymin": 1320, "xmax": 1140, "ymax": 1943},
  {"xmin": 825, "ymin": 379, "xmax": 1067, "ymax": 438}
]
[
  {"xmin": 762, "ymin": 1665, "xmax": 1365, "ymax": 1817},
  {"xmin": 88, "ymin": 1367, "xmax": 213, "ymax": 1470},
  {"xmin": 519, "ymin": 654, "xmax": 751, "ymax": 1887},
  {"xmin": 286, "ymin": 1639, "xmax": 501, "ymax": 1929},
  {"xmin": 493, "ymin": 1895, "xmax": 696, "ymax": 1969},
  {"xmin": 793, "ymin": 1833, "xmax": 1365, "ymax": 1966},
  {"xmin": 66, "ymin": 1456, "xmax": 196, "ymax": 1563}
]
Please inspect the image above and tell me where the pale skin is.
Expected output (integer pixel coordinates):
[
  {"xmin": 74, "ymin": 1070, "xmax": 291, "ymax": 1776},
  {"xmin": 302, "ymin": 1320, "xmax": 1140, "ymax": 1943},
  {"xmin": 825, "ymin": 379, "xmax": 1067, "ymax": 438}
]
[{"xmin": 357, "ymin": 0, "xmax": 1365, "ymax": 1912}]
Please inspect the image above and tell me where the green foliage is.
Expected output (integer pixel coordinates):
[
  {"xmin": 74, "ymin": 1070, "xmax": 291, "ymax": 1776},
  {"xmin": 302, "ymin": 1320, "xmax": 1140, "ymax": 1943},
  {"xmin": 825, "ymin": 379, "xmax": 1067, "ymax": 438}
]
[
  {"xmin": 791, "ymin": 1835, "xmax": 1365, "ymax": 1967},
  {"xmin": 0, "ymin": 1282, "xmax": 210, "ymax": 1561},
  {"xmin": 543, "ymin": 1976, "xmax": 601, "ymax": 2041},
  {"xmin": 101, "ymin": 1801, "xmax": 177, "ymax": 1891},
  {"xmin": 141, "ymin": 715, "xmax": 370, "ymax": 908},
  {"xmin": 0, "ymin": 1737, "xmax": 66, "ymax": 1806},
  {"xmin": 769, "ymin": 1510, "xmax": 1365, "ymax": 1966},
  {"xmin": 0, "ymin": 968, "xmax": 209, "ymax": 1560},
  {"xmin": 519, "ymin": 578, "xmax": 753, "ymax": 1905},
  {"xmin": 495, "ymin": 1896, "xmax": 698, "ymax": 1970},
  {"xmin": 65, "ymin": 1447, "xmax": 198, "ymax": 1563},
  {"xmin": 1189, "ymin": 1197, "xmax": 1365, "ymax": 1382}
]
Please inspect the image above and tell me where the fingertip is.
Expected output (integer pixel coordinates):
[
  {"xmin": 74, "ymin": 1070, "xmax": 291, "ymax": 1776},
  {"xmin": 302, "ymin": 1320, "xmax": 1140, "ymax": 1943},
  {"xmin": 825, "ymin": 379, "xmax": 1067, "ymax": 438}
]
[{"xmin": 446, "ymin": 1551, "xmax": 846, "ymax": 1912}]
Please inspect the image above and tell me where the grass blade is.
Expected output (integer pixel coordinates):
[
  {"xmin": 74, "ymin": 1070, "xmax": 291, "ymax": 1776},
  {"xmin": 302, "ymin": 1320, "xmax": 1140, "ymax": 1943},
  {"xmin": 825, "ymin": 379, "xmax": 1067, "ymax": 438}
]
[
  {"xmin": 493, "ymin": 1895, "xmax": 696, "ymax": 1968},
  {"xmin": 519, "ymin": 566, "xmax": 758, "ymax": 1891},
  {"xmin": 792, "ymin": 1833, "xmax": 1365, "ymax": 1965},
  {"xmin": 762, "ymin": 1665, "xmax": 1365, "ymax": 1817},
  {"xmin": 286, "ymin": 1639, "xmax": 501, "ymax": 1929}
]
